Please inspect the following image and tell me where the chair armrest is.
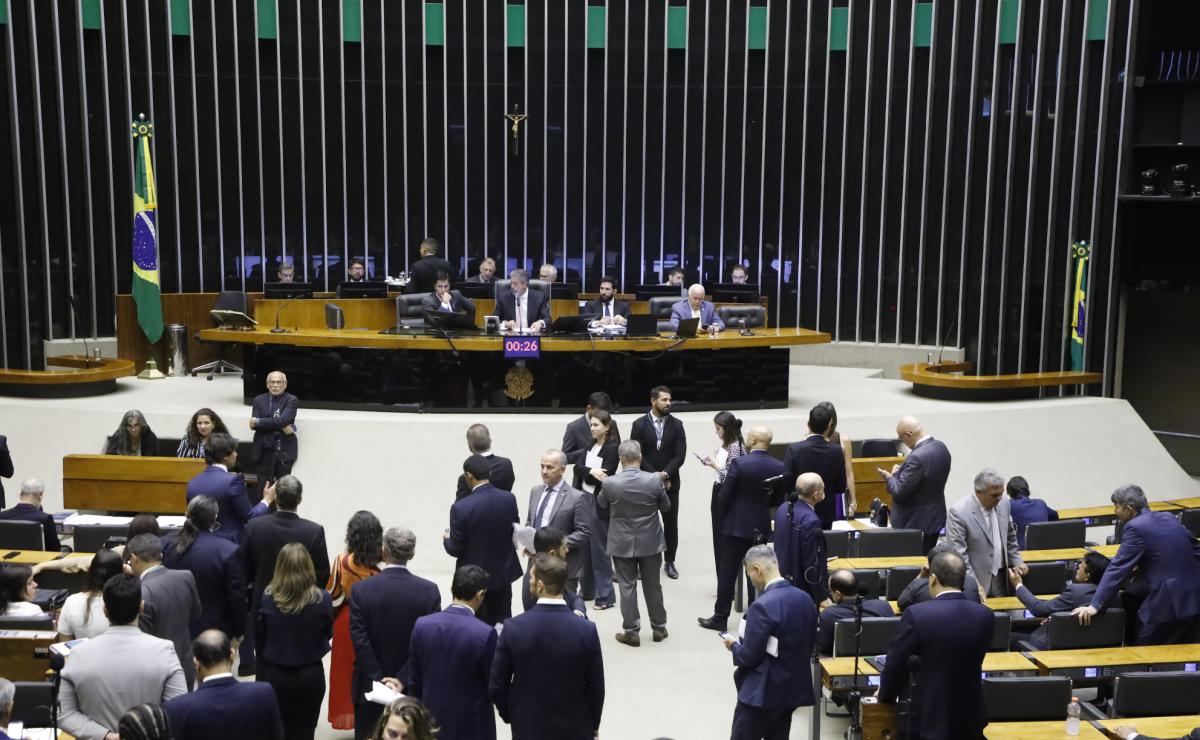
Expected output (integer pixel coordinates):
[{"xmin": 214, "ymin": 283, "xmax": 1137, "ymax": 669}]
[
  {"xmin": 1077, "ymin": 700, "xmax": 1107, "ymax": 721},
  {"xmin": 1016, "ymin": 641, "xmax": 1039, "ymax": 652}
]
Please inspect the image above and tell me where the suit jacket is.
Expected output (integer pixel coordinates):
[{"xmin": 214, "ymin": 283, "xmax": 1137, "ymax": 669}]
[
  {"xmin": 0, "ymin": 502, "xmax": 60, "ymax": 551},
  {"xmin": 572, "ymin": 439, "xmax": 619, "ymax": 498},
  {"xmin": 818, "ymin": 598, "xmax": 896, "ymax": 655},
  {"xmin": 773, "ymin": 500, "xmax": 829, "ymax": 603},
  {"xmin": 349, "ymin": 566, "xmax": 442, "ymax": 703},
  {"xmin": 731, "ymin": 580, "xmax": 818, "ymax": 709},
  {"xmin": 409, "ymin": 605, "xmax": 499, "ymax": 740},
  {"xmin": 257, "ymin": 591, "xmax": 333, "ymax": 667},
  {"xmin": 456, "ymin": 453, "xmax": 517, "ymax": 499},
  {"xmin": 59, "ymin": 625, "xmax": 187, "ymax": 740},
  {"xmin": 421, "ymin": 290, "xmax": 477, "ymax": 317},
  {"xmin": 140, "ymin": 566, "xmax": 203, "ymax": 688},
  {"xmin": 495, "ymin": 288, "xmax": 551, "ymax": 327},
  {"xmin": 879, "ymin": 592, "xmax": 994, "ymax": 740},
  {"xmin": 249, "ymin": 391, "xmax": 299, "ymax": 464},
  {"xmin": 597, "ymin": 467, "xmax": 670, "ymax": 559},
  {"xmin": 525, "ymin": 481, "xmax": 592, "ymax": 579},
  {"xmin": 1090, "ymin": 510, "xmax": 1200, "ymax": 625},
  {"xmin": 186, "ymin": 465, "xmax": 267, "ymax": 544},
  {"xmin": 629, "ymin": 412, "xmax": 687, "ymax": 491},
  {"xmin": 668, "ymin": 298, "xmax": 725, "ymax": 330},
  {"xmin": 444, "ymin": 483, "xmax": 522, "ymax": 591},
  {"xmin": 241, "ymin": 510, "xmax": 331, "ymax": 603},
  {"xmin": 718, "ymin": 449, "xmax": 788, "ymax": 539},
  {"xmin": 409, "ymin": 255, "xmax": 456, "ymax": 293},
  {"xmin": 163, "ymin": 530, "xmax": 247, "ymax": 638},
  {"xmin": 1009, "ymin": 496, "xmax": 1060, "ymax": 549},
  {"xmin": 897, "ymin": 574, "xmax": 983, "ymax": 611},
  {"xmin": 164, "ymin": 675, "xmax": 284, "ymax": 740},
  {"xmin": 945, "ymin": 495, "xmax": 1023, "ymax": 596},
  {"xmin": 466, "ymin": 273, "xmax": 496, "ymax": 284},
  {"xmin": 0, "ymin": 434, "xmax": 12, "ymax": 509},
  {"xmin": 561, "ymin": 415, "xmax": 622, "ymax": 470},
  {"xmin": 489, "ymin": 603, "xmax": 604, "ymax": 740},
  {"xmin": 783, "ymin": 435, "xmax": 849, "ymax": 528},
  {"xmin": 885, "ymin": 437, "xmax": 952, "ymax": 537},
  {"xmin": 1015, "ymin": 582, "xmax": 1097, "ymax": 649},
  {"xmin": 583, "ymin": 297, "xmax": 631, "ymax": 321}
]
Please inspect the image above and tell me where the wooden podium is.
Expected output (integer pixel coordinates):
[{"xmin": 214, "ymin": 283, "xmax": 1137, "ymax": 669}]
[
  {"xmin": 63, "ymin": 454, "xmax": 205, "ymax": 513},
  {"xmin": 860, "ymin": 697, "xmax": 901, "ymax": 739}
]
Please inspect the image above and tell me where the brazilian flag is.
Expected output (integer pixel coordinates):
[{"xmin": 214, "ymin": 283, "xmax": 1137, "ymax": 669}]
[
  {"xmin": 1070, "ymin": 241, "xmax": 1090, "ymax": 371},
  {"xmin": 130, "ymin": 117, "xmax": 163, "ymax": 344}
]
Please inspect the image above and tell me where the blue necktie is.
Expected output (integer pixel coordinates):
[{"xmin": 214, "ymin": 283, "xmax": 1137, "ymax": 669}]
[{"xmin": 535, "ymin": 485, "xmax": 554, "ymax": 527}]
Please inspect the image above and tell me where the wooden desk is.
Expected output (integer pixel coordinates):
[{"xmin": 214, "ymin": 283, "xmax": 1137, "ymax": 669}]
[
  {"xmin": 832, "ymin": 552, "xmax": 1076, "ymax": 572},
  {"xmin": 822, "ymin": 653, "xmax": 1038, "ymax": 690},
  {"xmin": 828, "ymin": 558, "xmax": 857, "ymax": 571},
  {"xmin": 900, "ymin": 361, "xmax": 1102, "ymax": 400},
  {"xmin": 849, "ymin": 556, "xmax": 928, "ymax": 569},
  {"xmin": 984, "ymin": 720, "xmax": 1105, "ymax": 739},
  {"xmin": 1089, "ymin": 544, "xmax": 1120, "ymax": 558},
  {"xmin": 1029, "ymin": 647, "xmax": 1149, "ymax": 678},
  {"xmin": 1096, "ymin": 714, "xmax": 1200, "ymax": 738},
  {"xmin": 1059, "ymin": 501, "xmax": 1184, "ymax": 526},
  {"xmin": 851, "ymin": 457, "xmax": 904, "ymax": 512},
  {"xmin": 883, "ymin": 596, "xmax": 1059, "ymax": 614},
  {"xmin": 1172, "ymin": 497, "xmax": 1200, "ymax": 509},
  {"xmin": 63, "ymin": 455, "xmax": 205, "ymax": 514},
  {"xmin": 0, "ymin": 631, "xmax": 58, "ymax": 681},
  {"xmin": 1129, "ymin": 643, "xmax": 1200, "ymax": 668},
  {"xmin": 1021, "ymin": 548, "xmax": 1088, "ymax": 563},
  {"xmin": 3, "ymin": 550, "xmax": 80, "ymax": 566},
  {"xmin": 0, "ymin": 356, "xmax": 136, "ymax": 398}
]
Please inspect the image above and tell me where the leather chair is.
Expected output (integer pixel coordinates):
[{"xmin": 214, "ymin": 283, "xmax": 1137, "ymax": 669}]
[
  {"xmin": 859, "ymin": 439, "xmax": 900, "ymax": 457},
  {"xmin": 72, "ymin": 524, "xmax": 133, "ymax": 553},
  {"xmin": 989, "ymin": 612, "xmax": 1012, "ymax": 651},
  {"xmin": 192, "ymin": 290, "xmax": 247, "ymax": 379},
  {"xmin": 1111, "ymin": 671, "xmax": 1200, "ymax": 718},
  {"xmin": 649, "ymin": 295, "xmax": 679, "ymax": 332},
  {"xmin": 983, "ymin": 676, "xmax": 1073, "ymax": 721},
  {"xmin": 833, "ymin": 616, "xmax": 900, "ymax": 657},
  {"xmin": 10, "ymin": 681, "xmax": 54, "ymax": 727},
  {"xmin": 1179, "ymin": 508, "xmax": 1200, "ymax": 538},
  {"xmin": 395, "ymin": 292, "xmax": 432, "ymax": 328},
  {"xmin": 0, "ymin": 613, "xmax": 55, "ymax": 631},
  {"xmin": 850, "ymin": 569, "xmax": 883, "ymax": 599},
  {"xmin": 0, "ymin": 520, "xmax": 46, "ymax": 550},
  {"xmin": 716, "ymin": 305, "xmax": 766, "ymax": 329},
  {"xmin": 1018, "ymin": 608, "xmax": 1125, "ymax": 650},
  {"xmin": 1024, "ymin": 520, "xmax": 1086, "ymax": 550},
  {"xmin": 824, "ymin": 530, "xmax": 852, "ymax": 559},
  {"xmin": 884, "ymin": 566, "xmax": 922, "ymax": 600},
  {"xmin": 494, "ymin": 278, "xmax": 550, "ymax": 298},
  {"xmin": 853, "ymin": 528, "xmax": 924, "ymax": 557},
  {"xmin": 1015, "ymin": 560, "xmax": 1071, "ymax": 596}
]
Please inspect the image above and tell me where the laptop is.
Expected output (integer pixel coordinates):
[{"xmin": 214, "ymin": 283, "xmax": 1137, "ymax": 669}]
[
  {"xmin": 550, "ymin": 314, "xmax": 598, "ymax": 334},
  {"xmin": 625, "ymin": 314, "xmax": 659, "ymax": 337},
  {"xmin": 673, "ymin": 317, "xmax": 700, "ymax": 338}
]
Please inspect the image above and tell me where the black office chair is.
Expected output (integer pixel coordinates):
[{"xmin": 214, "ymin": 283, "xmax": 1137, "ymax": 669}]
[
  {"xmin": 1024, "ymin": 520, "xmax": 1086, "ymax": 550},
  {"xmin": 72, "ymin": 524, "xmax": 133, "ymax": 553},
  {"xmin": 0, "ymin": 613, "xmax": 55, "ymax": 631},
  {"xmin": 989, "ymin": 612, "xmax": 1012, "ymax": 651},
  {"xmin": 884, "ymin": 566, "xmax": 922, "ymax": 600},
  {"xmin": 833, "ymin": 616, "xmax": 900, "ymax": 657},
  {"xmin": 494, "ymin": 278, "xmax": 550, "ymax": 298},
  {"xmin": 982, "ymin": 676, "xmax": 1073, "ymax": 721},
  {"xmin": 824, "ymin": 530, "xmax": 852, "ymax": 559},
  {"xmin": 394, "ymin": 293, "xmax": 432, "ymax": 328},
  {"xmin": 859, "ymin": 439, "xmax": 900, "ymax": 457},
  {"xmin": 854, "ymin": 528, "xmax": 924, "ymax": 557},
  {"xmin": 1018, "ymin": 561, "xmax": 1071, "ymax": 595},
  {"xmin": 10, "ymin": 681, "xmax": 54, "ymax": 727},
  {"xmin": 850, "ymin": 569, "xmax": 883, "ymax": 599},
  {"xmin": 648, "ymin": 296, "xmax": 679, "ymax": 332},
  {"xmin": 716, "ymin": 305, "xmax": 766, "ymax": 329},
  {"xmin": 191, "ymin": 290, "xmax": 247, "ymax": 379},
  {"xmin": 1021, "ymin": 608, "xmax": 1125, "ymax": 650},
  {"xmin": 1179, "ymin": 508, "xmax": 1200, "ymax": 538},
  {"xmin": 1111, "ymin": 671, "xmax": 1200, "ymax": 718},
  {"xmin": 0, "ymin": 520, "xmax": 46, "ymax": 550}
]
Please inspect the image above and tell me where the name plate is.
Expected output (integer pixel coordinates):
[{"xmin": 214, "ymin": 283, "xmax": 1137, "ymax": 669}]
[{"xmin": 504, "ymin": 336, "xmax": 541, "ymax": 359}]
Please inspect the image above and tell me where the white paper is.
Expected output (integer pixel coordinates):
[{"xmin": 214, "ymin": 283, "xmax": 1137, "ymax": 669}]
[
  {"xmin": 364, "ymin": 681, "xmax": 404, "ymax": 707},
  {"xmin": 737, "ymin": 619, "xmax": 779, "ymax": 657},
  {"xmin": 830, "ymin": 519, "xmax": 877, "ymax": 531},
  {"xmin": 50, "ymin": 637, "xmax": 89, "ymax": 657},
  {"xmin": 584, "ymin": 451, "xmax": 604, "ymax": 471},
  {"xmin": 512, "ymin": 524, "xmax": 537, "ymax": 554},
  {"xmin": 62, "ymin": 513, "xmax": 187, "ymax": 529}
]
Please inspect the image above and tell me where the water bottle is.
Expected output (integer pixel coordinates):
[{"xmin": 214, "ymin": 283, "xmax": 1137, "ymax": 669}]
[{"xmin": 1066, "ymin": 696, "xmax": 1081, "ymax": 735}]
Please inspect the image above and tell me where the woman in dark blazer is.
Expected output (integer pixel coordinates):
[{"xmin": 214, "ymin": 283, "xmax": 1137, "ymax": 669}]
[
  {"xmin": 102, "ymin": 409, "xmax": 159, "ymax": 456},
  {"xmin": 162, "ymin": 494, "xmax": 246, "ymax": 639},
  {"xmin": 574, "ymin": 408, "xmax": 620, "ymax": 610},
  {"xmin": 257, "ymin": 542, "xmax": 333, "ymax": 740}
]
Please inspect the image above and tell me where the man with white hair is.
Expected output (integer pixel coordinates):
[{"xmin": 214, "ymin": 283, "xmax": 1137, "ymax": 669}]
[
  {"xmin": 669, "ymin": 284, "xmax": 725, "ymax": 333},
  {"xmin": 0, "ymin": 678, "xmax": 14, "ymax": 739},
  {"xmin": 945, "ymin": 469, "xmax": 1026, "ymax": 599},
  {"xmin": 248, "ymin": 370, "xmax": 299, "ymax": 492},
  {"xmin": 0, "ymin": 478, "xmax": 60, "ymax": 550},
  {"xmin": 538, "ymin": 263, "xmax": 558, "ymax": 282}
]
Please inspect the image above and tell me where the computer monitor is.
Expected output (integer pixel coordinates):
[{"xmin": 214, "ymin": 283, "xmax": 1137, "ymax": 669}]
[
  {"xmin": 549, "ymin": 282, "xmax": 581, "ymax": 300},
  {"xmin": 673, "ymin": 317, "xmax": 700, "ymax": 338},
  {"xmin": 336, "ymin": 281, "xmax": 389, "ymax": 299},
  {"xmin": 634, "ymin": 284, "xmax": 685, "ymax": 301},
  {"xmin": 710, "ymin": 283, "xmax": 759, "ymax": 303},
  {"xmin": 625, "ymin": 314, "xmax": 659, "ymax": 336},
  {"xmin": 324, "ymin": 303, "xmax": 345, "ymax": 330},
  {"xmin": 264, "ymin": 281, "xmax": 314, "ymax": 299},
  {"xmin": 456, "ymin": 282, "xmax": 495, "ymax": 299},
  {"xmin": 423, "ymin": 309, "xmax": 479, "ymax": 333},
  {"xmin": 550, "ymin": 314, "xmax": 598, "ymax": 334}
]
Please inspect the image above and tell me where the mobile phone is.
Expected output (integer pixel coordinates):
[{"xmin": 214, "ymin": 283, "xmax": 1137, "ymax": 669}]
[
  {"xmin": 3, "ymin": 551, "xmax": 19, "ymax": 559},
  {"xmin": 719, "ymin": 632, "xmax": 733, "ymax": 642}
]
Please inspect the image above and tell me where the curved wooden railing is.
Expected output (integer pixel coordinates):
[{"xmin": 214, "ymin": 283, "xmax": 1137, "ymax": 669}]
[
  {"xmin": 900, "ymin": 361, "xmax": 1102, "ymax": 398},
  {"xmin": 0, "ymin": 356, "xmax": 136, "ymax": 396}
]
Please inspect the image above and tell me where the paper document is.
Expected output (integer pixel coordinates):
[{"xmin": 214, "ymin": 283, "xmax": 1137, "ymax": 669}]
[
  {"xmin": 584, "ymin": 451, "xmax": 604, "ymax": 471},
  {"xmin": 512, "ymin": 524, "xmax": 537, "ymax": 554},
  {"xmin": 364, "ymin": 681, "xmax": 404, "ymax": 706},
  {"xmin": 737, "ymin": 619, "xmax": 779, "ymax": 657}
]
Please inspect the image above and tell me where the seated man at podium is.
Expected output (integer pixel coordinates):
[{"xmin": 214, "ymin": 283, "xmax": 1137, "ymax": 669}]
[
  {"xmin": 277, "ymin": 261, "xmax": 296, "ymax": 283},
  {"xmin": 496, "ymin": 269, "xmax": 549, "ymax": 333},
  {"xmin": 421, "ymin": 272, "xmax": 477, "ymax": 317},
  {"xmin": 585, "ymin": 276, "xmax": 630, "ymax": 327},
  {"xmin": 670, "ymin": 284, "xmax": 725, "ymax": 334}
]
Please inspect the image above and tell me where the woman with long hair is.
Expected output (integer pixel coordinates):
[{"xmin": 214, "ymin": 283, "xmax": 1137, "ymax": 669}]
[
  {"xmin": 369, "ymin": 697, "xmax": 439, "ymax": 740},
  {"xmin": 176, "ymin": 408, "xmax": 230, "ymax": 459},
  {"xmin": 57, "ymin": 549, "xmax": 124, "ymax": 639},
  {"xmin": 118, "ymin": 704, "xmax": 171, "ymax": 740},
  {"xmin": 699, "ymin": 411, "xmax": 746, "ymax": 572},
  {"xmin": 257, "ymin": 542, "xmax": 333, "ymax": 740},
  {"xmin": 818, "ymin": 401, "xmax": 857, "ymax": 519},
  {"xmin": 326, "ymin": 510, "xmax": 383, "ymax": 732},
  {"xmin": 163, "ymin": 495, "xmax": 246, "ymax": 638},
  {"xmin": 0, "ymin": 565, "xmax": 41, "ymax": 617},
  {"xmin": 575, "ymin": 408, "xmax": 620, "ymax": 610},
  {"xmin": 103, "ymin": 410, "xmax": 158, "ymax": 456}
]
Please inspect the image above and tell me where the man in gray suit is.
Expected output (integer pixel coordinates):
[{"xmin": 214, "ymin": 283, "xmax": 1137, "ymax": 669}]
[
  {"xmin": 945, "ymin": 469, "xmax": 1027, "ymax": 598},
  {"xmin": 60, "ymin": 573, "xmax": 187, "ymax": 740},
  {"xmin": 128, "ymin": 533, "xmax": 203, "ymax": 689},
  {"xmin": 598, "ymin": 440, "xmax": 671, "ymax": 647},
  {"xmin": 877, "ymin": 416, "xmax": 952, "ymax": 553},
  {"xmin": 526, "ymin": 450, "xmax": 591, "ymax": 593}
]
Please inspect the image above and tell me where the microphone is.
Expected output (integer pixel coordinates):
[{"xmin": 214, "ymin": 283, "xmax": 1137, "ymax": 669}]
[
  {"xmin": 935, "ymin": 309, "xmax": 959, "ymax": 366},
  {"xmin": 272, "ymin": 295, "xmax": 299, "ymax": 333},
  {"xmin": 66, "ymin": 295, "xmax": 94, "ymax": 366}
]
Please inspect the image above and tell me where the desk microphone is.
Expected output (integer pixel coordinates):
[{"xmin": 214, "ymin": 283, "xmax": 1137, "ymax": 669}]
[
  {"xmin": 66, "ymin": 295, "xmax": 94, "ymax": 365},
  {"xmin": 272, "ymin": 296, "xmax": 300, "ymax": 333}
]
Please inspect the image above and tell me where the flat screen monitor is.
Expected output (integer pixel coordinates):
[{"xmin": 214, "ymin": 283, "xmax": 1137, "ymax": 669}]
[
  {"xmin": 336, "ymin": 281, "xmax": 389, "ymax": 299},
  {"xmin": 549, "ymin": 282, "xmax": 581, "ymax": 300},
  {"xmin": 264, "ymin": 281, "xmax": 314, "ymax": 299},
  {"xmin": 424, "ymin": 309, "xmax": 479, "ymax": 333},
  {"xmin": 710, "ymin": 283, "xmax": 759, "ymax": 303},
  {"xmin": 625, "ymin": 314, "xmax": 659, "ymax": 336},
  {"xmin": 456, "ymin": 282, "xmax": 495, "ymax": 299},
  {"xmin": 550, "ymin": 314, "xmax": 597, "ymax": 334},
  {"xmin": 634, "ymin": 284, "xmax": 685, "ymax": 301},
  {"xmin": 324, "ymin": 303, "xmax": 345, "ymax": 330}
]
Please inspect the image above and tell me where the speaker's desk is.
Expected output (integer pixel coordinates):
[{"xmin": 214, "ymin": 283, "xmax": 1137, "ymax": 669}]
[
  {"xmin": 63, "ymin": 455, "xmax": 204, "ymax": 514},
  {"xmin": 985, "ymin": 720, "xmax": 1105, "ymax": 739}
]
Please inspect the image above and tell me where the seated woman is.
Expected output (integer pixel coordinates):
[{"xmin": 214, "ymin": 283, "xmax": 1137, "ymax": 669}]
[
  {"xmin": 0, "ymin": 565, "xmax": 44, "ymax": 617},
  {"xmin": 103, "ymin": 410, "xmax": 159, "ymax": 456},
  {"xmin": 176, "ymin": 407, "xmax": 230, "ymax": 459},
  {"xmin": 58, "ymin": 549, "xmax": 124, "ymax": 639}
]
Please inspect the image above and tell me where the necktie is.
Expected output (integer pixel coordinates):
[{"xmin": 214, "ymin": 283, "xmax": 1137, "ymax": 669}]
[
  {"xmin": 988, "ymin": 508, "xmax": 1003, "ymax": 574},
  {"xmin": 535, "ymin": 485, "xmax": 554, "ymax": 527}
]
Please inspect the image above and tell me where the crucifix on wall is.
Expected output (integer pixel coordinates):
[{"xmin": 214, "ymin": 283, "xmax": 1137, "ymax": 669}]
[{"xmin": 504, "ymin": 103, "xmax": 528, "ymax": 157}]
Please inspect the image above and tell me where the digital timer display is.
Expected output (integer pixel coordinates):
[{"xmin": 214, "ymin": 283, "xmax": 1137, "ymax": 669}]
[{"xmin": 504, "ymin": 336, "xmax": 541, "ymax": 359}]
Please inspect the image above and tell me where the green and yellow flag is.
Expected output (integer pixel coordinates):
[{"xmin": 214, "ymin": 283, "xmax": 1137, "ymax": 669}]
[
  {"xmin": 130, "ymin": 116, "xmax": 163, "ymax": 344},
  {"xmin": 1070, "ymin": 241, "xmax": 1090, "ymax": 372}
]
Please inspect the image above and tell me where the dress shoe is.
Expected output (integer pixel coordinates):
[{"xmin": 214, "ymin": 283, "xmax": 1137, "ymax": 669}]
[
  {"xmin": 664, "ymin": 562, "xmax": 679, "ymax": 580},
  {"xmin": 652, "ymin": 628, "xmax": 669, "ymax": 642},
  {"xmin": 697, "ymin": 616, "xmax": 727, "ymax": 632},
  {"xmin": 615, "ymin": 631, "xmax": 641, "ymax": 647},
  {"xmin": 593, "ymin": 601, "xmax": 615, "ymax": 610}
]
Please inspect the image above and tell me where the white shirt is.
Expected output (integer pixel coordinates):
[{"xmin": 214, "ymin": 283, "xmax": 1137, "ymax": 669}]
[
  {"xmin": 448, "ymin": 603, "xmax": 475, "ymax": 615},
  {"xmin": 0, "ymin": 601, "xmax": 44, "ymax": 617},
  {"xmin": 213, "ymin": 463, "xmax": 229, "ymax": 472},
  {"xmin": 691, "ymin": 304, "xmax": 701, "ymax": 319},
  {"xmin": 381, "ymin": 563, "xmax": 408, "ymax": 572},
  {"xmin": 58, "ymin": 592, "xmax": 111, "ymax": 639},
  {"xmin": 933, "ymin": 588, "xmax": 963, "ymax": 598},
  {"xmin": 202, "ymin": 672, "xmax": 235, "ymax": 683},
  {"xmin": 713, "ymin": 446, "xmax": 730, "ymax": 483},
  {"xmin": 536, "ymin": 597, "xmax": 567, "ymax": 606}
]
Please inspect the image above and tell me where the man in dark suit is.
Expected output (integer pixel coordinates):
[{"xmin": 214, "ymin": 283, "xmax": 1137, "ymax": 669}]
[
  {"xmin": 164, "ymin": 630, "xmax": 284, "ymax": 740},
  {"xmin": 773, "ymin": 473, "xmax": 830, "ymax": 606},
  {"xmin": 239, "ymin": 474, "xmax": 329, "ymax": 675},
  {"xmin": 344, "ymin": 257, "xmax": 368, "ymax": 283},
  {"xmin": 700, "ymin": 426, "xmax": 788, "ymax": 632},
  {"xmin": 519, "ymin": 527, "xmax": 588, "ymax": 614},
  {"xmin": 0, "ymin": 434, "xmax": 12, "ymax": 509},
  {"xmin": 721, "ymin": 545, "xmax": 818, "ymax": 740},
  {"xmin": 1073, "ymin": 484, "xmax": 1200, "ymax": 645},
  {"xmin": 879, "ymin": 550, "xmax": 994, "ymax": 740},
  {"xmin": 409, "ymin": 237, "xmax": 456, "ymax": 293},
  {"xmin": 561, "ymin": 392, "xmax": 621, "ymax": 479},
  {"xmin": 444, "ymin": 455, "xmax": 522, "ymax": 626},
  {"xmin": 186, "ymin": 433, "xmax": 273, "ymax": 545},
  {"xmin": 783, "ymin": 403, "xmax": 850, "ymax": 528},
  {"xmin": 248, "ymin": 371, "xmax": 299, "ymax": 491},
  {"xmin": 1006, "ymin": 476, "xmax": 1059, "ymax": 549},
  {"xmin": 408, "ymin": 565, "xmax": 499, "ymax": 740},
  {"xmin": 629, "ymin": 385, "xmax": 687, "ymax": 579},
  {"xmin": 466, "ymin": 256, "xmax": 497, "ymax": 284},
  {"xmin": 490, "ymin": 554, "xmax": 604, "ymax": 740},
  {"xmin": 818, "ymin": 570, "xmax": 896, "ymax": 655},
  {"xmin": 877, "ymin": 416, "xmax": 952, "ymax": 553},
  {"xmin": 421, "ymin": 271, "xmax": 477, "ymax": 317},
  {"xmin": 897, "ymin": 544, "xmax": 983, "ymax": 611},
  {"xmin": 128, "ymin": 533, "xmax": 203, "ymax": 690},
  {"xmin": 455, "ymin": 424, "xmax": 516, "ymax": 499},
  {"xmin": 584, "ymin": 275, "xmax": 631, "ymax": 327},
  {"xmin": 162, "ymin": 495, "xmax": 246, "ymax": 640},
  {"xmin": 525, "ymin": 450, "xmax": 590, "ymax": 592},
  {"xmin": 1009, "ymin": 552, "xmax": 1107, "ymax": 649},
  {"xmin": 350, "ymin": 526, "xmax": 442, "ymax": 739},
  {"xmin": 495, "ymin": 268, "xmax": 550, "ymax": 333},
  {"xmin": 0, "ymin": 478, "xmax": 59, "ymax": 550}
]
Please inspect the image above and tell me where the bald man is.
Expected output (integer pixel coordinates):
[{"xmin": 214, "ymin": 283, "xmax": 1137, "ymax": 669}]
[
  {"xmin": 249, "ymin": 371, "xmax": 299, "ymax": 494},
  {"xmin": 699, "ymin": 426, "xmax": 789, "ymax": 632},
  {"xmin": 774, "ymin": 472, "xmax": 830, "ymax": 605},
  {"xmin": 669, "ymin": 284, "xmax": 725, "ymax": 333},
  {"xmin": 876, "ymin": 416, "xmax": 951, "ymax": 553}
]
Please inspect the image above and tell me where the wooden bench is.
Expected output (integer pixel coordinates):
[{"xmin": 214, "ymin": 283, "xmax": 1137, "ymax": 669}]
[{"xmin": 63, "ymin": 455, "xmax": 205, "ymax": 514}]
